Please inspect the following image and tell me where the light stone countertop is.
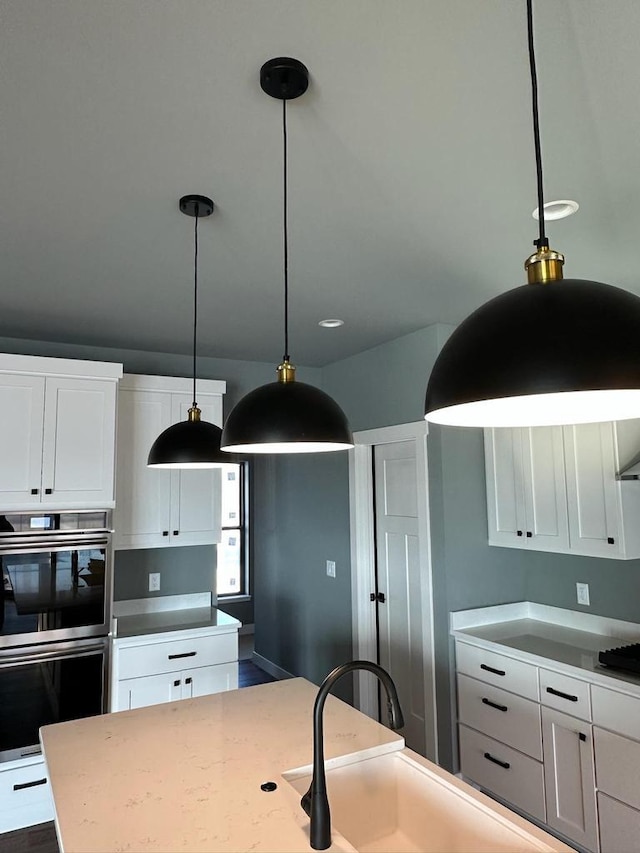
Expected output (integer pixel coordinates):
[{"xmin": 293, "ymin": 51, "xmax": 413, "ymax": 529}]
[
  {"xmin": 112, "ymin": 605, "xmax": 240, "ymax": 639},
  {"xmin": 40, "ymin": 678, "xmax": 403, "ymax": 853}
]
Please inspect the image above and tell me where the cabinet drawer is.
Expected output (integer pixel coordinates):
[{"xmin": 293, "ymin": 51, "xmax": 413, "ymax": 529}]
[
  {"xmin": 457, "ymin": 673, "xmax": 542, "ymax": 760},
  {"xmin": 594, "ymin": 726, "xmax": 640, "ymax": 809},
  {"xmin": 592, "ymin": 684, "xmax": 640, "ymax": 740},
  {"xmin": 117, "ymin": 632, "xmax": 237, "ymax": 680},
  {"xmin": 0, "ymin": 759, "xmax": 54, "ymax": 833},
  {"xmin": 455, "ymin": 641, "xmax": 538, "ymax": 701},
  {"xmin": 539, "ymin": 667, "xmax": 591, "ymax": 721},
  {"xmin": 598, "ymin": 792, "xmax": 640, "ymax": 853},
  {"xmin": 458, "ymin": 724, "xmax": 546, "ymax": 823}
]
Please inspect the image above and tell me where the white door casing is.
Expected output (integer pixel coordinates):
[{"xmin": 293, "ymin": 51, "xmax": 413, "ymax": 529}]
[{"xmin": 349, "ymin": 421, "xmax": 437, "ymax": 762}]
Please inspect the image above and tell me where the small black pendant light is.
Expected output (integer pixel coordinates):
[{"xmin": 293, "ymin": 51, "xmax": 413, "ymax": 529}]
[
  {"xmin": 425, "ymin": 0, "xmax": 640, "ymax": 428},
  {"xmin": 148, "ymin": 195, "xmax": 235, "ymax": 468},
  {"xmin": 221, "ymin": 58, "xmax": 353, "ymax": 454}
]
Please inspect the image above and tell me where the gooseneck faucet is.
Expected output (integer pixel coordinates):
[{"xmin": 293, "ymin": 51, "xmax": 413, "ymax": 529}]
[{"xmin": 300, "ymin": 661, "xmax": 404, "ymax": 850}]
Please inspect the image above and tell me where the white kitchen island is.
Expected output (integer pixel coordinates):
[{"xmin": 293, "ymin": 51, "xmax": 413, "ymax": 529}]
[{"xmin": 40, "ymin": 678, "xmax": 570, "ymax": 853}]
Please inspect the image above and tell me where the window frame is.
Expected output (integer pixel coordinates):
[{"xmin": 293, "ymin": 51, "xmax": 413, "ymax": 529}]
[{"xmin": 216, "ymin": 461, "xmax": 250, "ymax": 601}]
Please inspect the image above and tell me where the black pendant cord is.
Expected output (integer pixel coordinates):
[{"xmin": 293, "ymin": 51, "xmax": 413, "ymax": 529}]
[
  {"xmin": 192, "ymin": 205, "xmax": 199, "ymax": 407},
  {"xmin": 527, "ymin": 0, "xmax": 548, "ymax": 249},
  {"xmin": 282, "ymin": 96, "xmax": 290, "ymax": 362}
]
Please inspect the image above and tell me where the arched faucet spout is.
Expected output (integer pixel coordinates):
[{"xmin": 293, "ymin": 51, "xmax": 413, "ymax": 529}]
[{"xmin": 300, "ymin": 660, "xmax": 404, "ymax": 850}]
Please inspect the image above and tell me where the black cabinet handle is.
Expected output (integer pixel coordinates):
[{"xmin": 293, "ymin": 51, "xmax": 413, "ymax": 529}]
[
  {"xmin": 607, "ymin": 537, "xmax": 615, "ymax": 545},
  {"xmin": 480, "ymin": 663, "xmax": 505, "ymax": 677},
  {"xmin": 31, "ymin": 488, "xmax": 39, "ymax": 495},
  {"xmin": 546, "ymin": 686, "xmax": 578, "ymax": 702},
  {"xmin": 162, "ymin": 530, "xmax": 169, "ymax": 536},
  {"xmin": 579, "ymin": 732, "xmax": 587, "ymax": 742},
  {"xmin": 516, "ymin": 530, "xmax": 523, "ymax": 537},
  {"xmin": 45, "ymin": 488, "xmax": 53, "ymax": 495},
  {"xmin": 14, "ymin": 778, "xmax": 47, "ymax": 791},
  {"xmin": 173, "ymin": 679, "xmax": 181, "ymax": 687},
  {"xmin": 168, "ymin": 651, "xmax": 197, "ymax": 660},
  {"xmin": 482, "ymin": 697, "xmax": 508, "ymax": 712},
  {"xmin": 526, "ymin": 531, "xmax": 532, "ymax": 538},
  {"xmin": 185, "ymin": 677, "xmax": 192, "ymax": 685},
  {"xmin": 173, "ymin": 530, "xmax": 179, "ymax": 536},
  {"xmin": 484, "ymin": 752, "xmax": 510, "ymax": 770}
]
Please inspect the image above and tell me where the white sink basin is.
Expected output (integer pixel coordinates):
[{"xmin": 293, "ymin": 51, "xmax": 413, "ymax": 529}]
[{"xmin": 284, "ymin": 747, "xmax": 570, "ymax": 853}]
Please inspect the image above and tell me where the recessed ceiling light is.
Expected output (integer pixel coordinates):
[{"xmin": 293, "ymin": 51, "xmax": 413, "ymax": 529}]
[
  {"xmin": 319, "ymin": 318, "xmax": 344, "ymax": 328},
  {"xmin": 532, "ymin": 199, "xmax": 579, "ymax": 221}
]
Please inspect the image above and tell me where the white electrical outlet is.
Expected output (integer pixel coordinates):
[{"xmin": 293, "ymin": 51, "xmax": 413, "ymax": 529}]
[
  {"xmin": 326, "ymin": 560, "xmax": 336, "ymax": 578},
  {"xmin": 576, "ymin": 582, "xmax": 590, "ymax": 606},
  {"xmin": 149, "ymin": 572, "xmax": 161, "ymax": 592}
]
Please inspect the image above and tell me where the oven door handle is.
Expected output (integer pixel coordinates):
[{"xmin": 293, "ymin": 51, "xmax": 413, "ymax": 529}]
[
  {"xmin": 0, "ymin": 640, "xmax": 107, "ymax": 667},
  {"xmin": 0, "ymin": 535, "xmax": 110, "ymax": 555}
]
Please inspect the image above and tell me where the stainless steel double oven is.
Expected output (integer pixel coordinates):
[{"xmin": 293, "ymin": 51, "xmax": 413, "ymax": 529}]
[{"xmin": 0, "ymin": 511, "xmax": 112, "ymax": 763}]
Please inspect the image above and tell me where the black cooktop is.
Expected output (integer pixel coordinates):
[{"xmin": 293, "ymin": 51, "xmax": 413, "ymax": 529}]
[{"xmin": 598, "ymin": 643, "xmax": 640, "ymax": 674}]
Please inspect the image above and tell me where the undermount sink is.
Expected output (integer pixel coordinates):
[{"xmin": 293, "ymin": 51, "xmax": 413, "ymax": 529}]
[{"xmin": 284, "ymin": 747, "xmax": 567, "ymax": 853}]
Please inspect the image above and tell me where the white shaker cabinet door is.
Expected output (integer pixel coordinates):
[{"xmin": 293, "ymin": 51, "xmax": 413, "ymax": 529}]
[
  {"xmin": 116, "ymin": 671, "xmax": 182, "ymax": 710},
  {"xmin": 114, "ymin": 389, "xmax": 172, "ymax": 548},
  {"xmin": 541, "ymin": 706, "xmax": 598, "ymax": 853},
  {"xmin": 485, "ymin": 428, "xmax": 527, "ymax": 547},
  {"xmin": 42, "ymin": 377, "xmax": 117, "ymax": 505},
  {"xmin": 563, "ymin": 422, "xmax": 622, "ymax": 558},
  {"xmin": 0, "ymin": 374, "xmax": 45, "ymax": 506},
  {"xmin": 521, "ymin": 426, "xmax": 569, "ymax": 552},
  {"xmin": 169, "ymin": 393, "xmax": 222, "ymax": 547}
]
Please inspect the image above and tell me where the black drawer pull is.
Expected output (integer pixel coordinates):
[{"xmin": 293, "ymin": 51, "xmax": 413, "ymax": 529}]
[
  {"xmin": 162, "ymin": 530, "xmax": 169, "ymax": 536},
  {"xmin": 185, "ymin": 677, "xmax": 192, "ymax": 685},
  {"xmin": 13, "ymin": 778, "xmax": 47, "ymax": 792},
  {"xmin": 173, "ymin": 530, "xmax": 179, "ymax": 536},
  {"xmin": 480, "ymin": 663, "xmax": 505, "ymax": 676},
  {"xmin": 546, "ymin": 686, "xmax": 578, "ymax": 702},
  {"xmin": 607, "ymin": 537, "xmax": 615, "ymax": 545},
  {"xmin": 484, "ymin": 752, "xmax": 510, "ymax": 770},
  {"xmin": 526, "ymin": 531, "xmax": 532, "ymax": 538},
  {"xmin": 482, "ymin": 697, "xmax": 508, "ymax": 712},
  {"xmin": 45, "ymin": 488, "xmax": 53, "ymax": 495},
  {"xmin": 31, "ymin": 488, "xmax": 39, "ymax": 495},
  {"xmin": 516, "ymin": 530, "xmax": 523, "ymax": 537},
  {"xmin": 579, "ymin": 732, "xmax": 587, "ymax": 742},
  {"xmin": 168, "ymin": 651, "xmax": 197, "ymax": 660},
  {"xmin": 173, "ymin": 679, "xmax": 181, "ymax": 687}
]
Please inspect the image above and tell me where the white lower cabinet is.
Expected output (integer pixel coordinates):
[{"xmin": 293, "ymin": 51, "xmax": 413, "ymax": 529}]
[
  {"xmin": 111, "ymin": 627, "xmax": 239, "ymax": 713},
  {"xmin": 0, "ymin": 756, "xmax": 54, "ymax": 833},
  {"xmin": 541, "ymin": 707, "xmax": 598, "ymax": 852}
]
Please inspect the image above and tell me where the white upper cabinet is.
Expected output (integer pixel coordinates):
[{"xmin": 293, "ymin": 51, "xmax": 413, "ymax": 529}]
[
  {"xmin": 0, "ymin": 355, "xmax": 122, "ymax": 510},
  {"xmin": 114, "ymin": 374, "xmax": 226, "ymax": 550},
  {"xmin": 485, "ymin": 420, "xmax": 640, "ymax": 559},
  {"xmin": 485, "ymin": 426, "xmax": 569, "ymax": 552}
]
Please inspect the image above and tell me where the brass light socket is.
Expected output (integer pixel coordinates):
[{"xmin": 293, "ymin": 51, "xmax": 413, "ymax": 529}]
[
  {"xmin": 187, "ymin": 406, "xmax": 202, "ymax": 422},
  {"xmin": 277, "ymin": 360, "xmax": 297, "ymax": 383},
  {"xmin": 525, "ymin": 246, "xmax": 565, "ymax": 284}
]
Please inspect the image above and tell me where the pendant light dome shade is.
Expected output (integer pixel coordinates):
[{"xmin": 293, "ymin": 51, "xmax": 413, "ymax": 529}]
[
  {"xmin": 425, "ymin": 278, "xmax": 640, "ymax": 428},
  {"xmin": 221, "ymin": 374, "xmax": 353, "ymax": 454},
  {"xmin": 148, "ymin": 415, "xmax": 230, "ymax": 468}
]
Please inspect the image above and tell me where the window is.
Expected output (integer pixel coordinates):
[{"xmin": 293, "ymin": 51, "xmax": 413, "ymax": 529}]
[{"xmin": 216, "ymin": 462, "xmax": 248, "ymax": 597}]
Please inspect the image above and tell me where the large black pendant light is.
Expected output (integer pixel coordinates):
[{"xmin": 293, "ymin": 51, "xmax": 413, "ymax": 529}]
[
  {"xmin": 148, "ymin": 195, "xmax": 235, "ymax": 468},
  {"xmin": 425, "ymin": 0, "xmax": 640, "ymax": 429},
  {"xmin": 221, "ymin": 58, "xmax": 353, "ymax": 454}
]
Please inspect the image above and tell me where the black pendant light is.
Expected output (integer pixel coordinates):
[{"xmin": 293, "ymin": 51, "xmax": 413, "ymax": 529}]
[
  {"xmin": 425, "ymin": 0, "xmax": 640, "ymax": 428},
  {"xmin": 148, "ymin": 195, "xmax": 235, "ymax": 468},
  {"xmin": 221, "ymin": 58, "xmax": 353, "ymax": 454}
]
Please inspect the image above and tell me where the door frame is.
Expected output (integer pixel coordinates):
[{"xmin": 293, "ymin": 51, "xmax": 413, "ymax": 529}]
[{"xmin": 348, "ymin": 420, "xmax": 438, "ymax": 761}]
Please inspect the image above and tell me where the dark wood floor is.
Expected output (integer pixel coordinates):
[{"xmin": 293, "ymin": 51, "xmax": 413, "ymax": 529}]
[{"xmin": 1, "ymin": 661, "xmax": 276, "ymax": 853}]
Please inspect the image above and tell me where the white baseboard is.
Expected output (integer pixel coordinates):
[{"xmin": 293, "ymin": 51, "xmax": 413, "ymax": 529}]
[{"xmin": 252, "ymin": 651, "xmax": 294, "ymax": 681}]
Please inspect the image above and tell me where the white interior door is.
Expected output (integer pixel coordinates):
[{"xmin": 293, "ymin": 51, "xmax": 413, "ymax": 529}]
[
  {"xmin": 374, "ymin": 440, "xmax": 427, "ymax": 755},
  {"xmin": 350, "ymin": 421, "xmax": 437, "ymax": 762}
]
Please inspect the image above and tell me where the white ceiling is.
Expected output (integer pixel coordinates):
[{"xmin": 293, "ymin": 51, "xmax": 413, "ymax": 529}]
[{"xmin": 1, "ymin": 0, "xmax": 639, "ymax": 367}]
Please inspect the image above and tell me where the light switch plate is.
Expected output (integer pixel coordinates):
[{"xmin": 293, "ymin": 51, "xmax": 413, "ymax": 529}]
[
  {"xmin": 149, "ymin": 572, "xmax": 161, "ymax": 592},
  {"xmin": 326, "ymin": 560, "xmax": 336, "ymax": 578}
]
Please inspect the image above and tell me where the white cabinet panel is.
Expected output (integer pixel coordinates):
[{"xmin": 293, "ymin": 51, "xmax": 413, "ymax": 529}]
[
  {"xmin": 117, "ymin": 631, "xmax": 237, "ymax": 680},
  {"xmin": 459, "ymin": 724, "xmax": 546, "ymax": 823},
  {"xmin": 0, "ymin": 375, "xmax": 45, "ymax": 505},
  {"xmin": 117, "ymin": 670, "xmax": 182, "ymax": 710},
  {"xmin": 539, "ymin": 668, "xmax": 592, "ymax": 721},
  {"xmin": 592, "ymin": 684, "xmax": 640, "ymax": 740},
  {"xmin": 114, "ymin": 377, "xmax": 224, "ymax": 550},
  {"xmin": 455, "ymin": 641, "xmax": 539, "ymax": 701},
  {"xmin": 485, "ymin": 428, "xmax": 525, "ymax": 547},
  {"xmin": 594, "ymin": 726, "xmax": 640, "ymax": 811},
  {"xmin": 598, "ymin": 792, "xmax": 640, "ymax": 853},
  {"xmin": 541, "ymin": 706, "xmax": 598, "ymax": 852},
  {"xmin": 0, "ymin": 757, "xmax": 54, "ymax": 833}
]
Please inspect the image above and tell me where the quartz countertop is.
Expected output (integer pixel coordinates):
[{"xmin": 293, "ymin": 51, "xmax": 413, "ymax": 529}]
[
  {"xmin": 113, "ymin": 605, "xmax": 240, "ymax": 638},
  {"xmin": 40, "ymin": 678, "xmax": 403, "ymax": 853},
  {"xmin": 451, "ymin": 602, "xmax": 640, "ymax": 695}
]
